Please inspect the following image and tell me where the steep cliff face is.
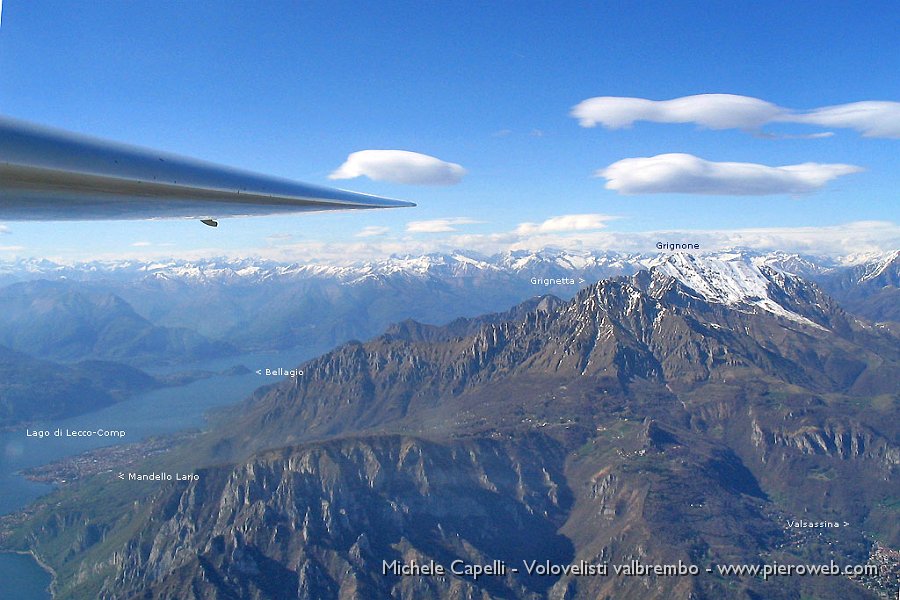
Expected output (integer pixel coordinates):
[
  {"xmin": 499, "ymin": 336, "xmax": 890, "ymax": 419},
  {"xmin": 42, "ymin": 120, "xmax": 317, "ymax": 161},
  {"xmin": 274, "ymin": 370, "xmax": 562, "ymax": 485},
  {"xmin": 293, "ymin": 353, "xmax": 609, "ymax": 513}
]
[
  {"xmin": 94, "ymin": 435, "xmax": 572, "ymax": 599},
  {"xmin": 55, "ymin": 426, "xmax": 798, "ymax": 599}
]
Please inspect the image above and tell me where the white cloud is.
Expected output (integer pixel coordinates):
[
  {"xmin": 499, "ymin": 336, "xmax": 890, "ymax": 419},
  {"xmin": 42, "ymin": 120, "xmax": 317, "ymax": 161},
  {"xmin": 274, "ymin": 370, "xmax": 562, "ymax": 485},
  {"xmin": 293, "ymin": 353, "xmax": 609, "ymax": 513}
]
[
  {"xmin": 676, "ymin": 221, "xmax": 900, "ymax": 256},
  {"xmin": 355, "ymin": 226, "xmax": 390, "ymax": 238},
  {"xmin": 406, "ymin": 217, "xmax": 482, "ymax": 233},
  {"xmin": 598, "ymin": 153, "xmax": 862, "ymax": 195},
  {"xmin": 131, "ymin": 241, "xmax": 152, "ymax": 247},
  {"xmin": 265, "ymin": 233, "xmax": 295, "ymax": 242},
  {"xmin": 789, "ymin": 101, "xmax": 900, "ymax": 138},
  {"xmin": 572, "ymin": 94, "xmax": 782, "ymax": 130},
  {"xmin": 329, "ymin": 150, "xmax": 466, "ymax": 185},
  {"xmin": 571, "ymin": 94, "xmax": 900, "ymax": 138},
  {"xmin": 445, "ymin": 221, "xmax": 900, "ymax": 258},
  {"xmin": 754, "ymin": 131, "xmax": 835, "ymax": 140},
  {"xmin": 515, "ymin": 214, "xmax": 618, "ymax": 235},
  {"xmin": 17, "ymin": 220, "xmax": 898, "ymax": 266},
  {"xmin": 0, "ymin": 225, "xmax": 10, "ymax": 235},
  {"xmin": 277, "ymin": 221, "xmax": 898, "ymax": 262}
]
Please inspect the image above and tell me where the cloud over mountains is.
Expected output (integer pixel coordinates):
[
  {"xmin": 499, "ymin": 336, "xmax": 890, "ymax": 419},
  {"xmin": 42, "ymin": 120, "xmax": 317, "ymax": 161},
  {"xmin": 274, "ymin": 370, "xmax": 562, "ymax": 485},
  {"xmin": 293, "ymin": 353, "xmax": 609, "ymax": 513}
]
[
  {"xmin": 355, "ymin": 226, "xmax": 390, "ymax": 238},
  {"xmin": 515, "ymin": 214, "xmax": 617, "ymax": 235},
  {"xmin": 406, "ymin": 217, "xmax": 482, "ymax": 233}
]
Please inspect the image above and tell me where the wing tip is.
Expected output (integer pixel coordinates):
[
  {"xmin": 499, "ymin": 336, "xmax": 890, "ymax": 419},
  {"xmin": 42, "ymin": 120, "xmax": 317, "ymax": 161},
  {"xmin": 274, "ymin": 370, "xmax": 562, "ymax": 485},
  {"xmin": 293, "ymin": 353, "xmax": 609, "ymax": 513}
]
[{"xmin": 388, "ymin": 199, "xmax": 417, "ymax": 209}]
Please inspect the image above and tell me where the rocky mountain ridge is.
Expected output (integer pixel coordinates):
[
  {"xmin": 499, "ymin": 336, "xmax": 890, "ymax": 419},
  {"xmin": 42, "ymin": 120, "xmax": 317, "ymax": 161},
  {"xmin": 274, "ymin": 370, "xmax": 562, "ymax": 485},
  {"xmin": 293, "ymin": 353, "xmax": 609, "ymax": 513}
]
[
  {"xmin": 211, "ymin": 268, "xmax": 897, "ymax": 457},
  {"xmin": 2, "ymin": 256, "xmax": 898, "ymax": 599}
]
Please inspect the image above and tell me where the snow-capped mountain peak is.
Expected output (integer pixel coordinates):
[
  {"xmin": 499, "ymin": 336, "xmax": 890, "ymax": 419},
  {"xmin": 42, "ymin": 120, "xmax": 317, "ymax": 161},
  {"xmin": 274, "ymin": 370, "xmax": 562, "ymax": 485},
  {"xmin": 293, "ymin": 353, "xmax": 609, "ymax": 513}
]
[
  {"xmin": 856, "ymin": 249, "xmax": 900, "ymax": 284},
  {"xmin": 648, "ymin": 252, "xmax": 825, "ymax": 327}
]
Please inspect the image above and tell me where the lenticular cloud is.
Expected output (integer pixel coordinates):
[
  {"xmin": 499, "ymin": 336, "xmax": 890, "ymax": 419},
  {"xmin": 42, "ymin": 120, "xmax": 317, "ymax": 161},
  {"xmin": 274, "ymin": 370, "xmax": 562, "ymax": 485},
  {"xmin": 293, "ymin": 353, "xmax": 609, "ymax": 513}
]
[
  {"xmin": 598, "ymin": 153, "xmax": 863, "ymax": 196},
  {"xmin": 572, "ymin": 94, "xmax": 782, "ymax": 130},
  {"xmin": 572, "ymin": 94, "xmax": 900, "ymax": 138},
  {"xmin": 789, "ymin": 101, "xmax": 900, "ymax": 138},
  {"xmin": 330, "ymin": 150, "xmax": 466, "ymax": 185}
]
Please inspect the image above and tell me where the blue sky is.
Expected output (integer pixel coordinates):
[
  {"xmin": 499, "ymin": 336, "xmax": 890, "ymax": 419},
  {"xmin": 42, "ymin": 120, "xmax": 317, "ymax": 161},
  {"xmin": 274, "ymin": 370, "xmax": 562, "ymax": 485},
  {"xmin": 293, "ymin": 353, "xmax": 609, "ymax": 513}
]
[{"xmin": 0, "ymin": 1, "xmax": 898, "ymax": 262}]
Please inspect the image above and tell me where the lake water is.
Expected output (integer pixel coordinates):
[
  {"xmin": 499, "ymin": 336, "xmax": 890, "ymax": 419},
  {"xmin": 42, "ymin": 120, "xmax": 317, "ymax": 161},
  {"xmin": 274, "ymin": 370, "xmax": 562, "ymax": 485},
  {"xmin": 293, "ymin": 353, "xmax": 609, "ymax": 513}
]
[{"xmin": 0, "ymin": 346, "xmax": 323, "ymax": 599}]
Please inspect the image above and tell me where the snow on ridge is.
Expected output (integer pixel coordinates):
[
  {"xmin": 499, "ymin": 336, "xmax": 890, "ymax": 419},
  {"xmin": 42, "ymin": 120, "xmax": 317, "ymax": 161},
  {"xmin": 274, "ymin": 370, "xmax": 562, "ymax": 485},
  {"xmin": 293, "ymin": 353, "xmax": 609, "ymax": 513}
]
[
  {"xmin": 833, "ymin": 249, "xmax": 898, "ymax": 268},
  {"xmin": 649, "ymin": 252, "xmax": 824, "ymax": 327},
  {"xmin": 0, "ymin": 249, "xmax": 895, "ymax": 295},
  {"xmin": 650, "ymin": 253, "xmax": 767, "ymax": 305},
  {"xmin": 857, "ymin": 249, "xmax": 900, "ymax": 283},
  {"xmin": 754, "ymin": 252, "xmax": 836, "ymax": 278}
]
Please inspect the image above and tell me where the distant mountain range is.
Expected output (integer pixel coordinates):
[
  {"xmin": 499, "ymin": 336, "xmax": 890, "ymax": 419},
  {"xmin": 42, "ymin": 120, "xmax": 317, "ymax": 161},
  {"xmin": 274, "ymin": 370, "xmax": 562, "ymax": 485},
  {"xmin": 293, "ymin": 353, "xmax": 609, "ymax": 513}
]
[
  {"xmin": 4, "ymin": 248, "xmax": 895, "ymax": 286},
  {"xmin": 0, "ymin": 344, "xmax": 157, "ymax": 428},
  {"xmin": 0, "ymin": 280, "xmax": 235, "ymax": 366},
  {"xmin": 816, "ymin": 251, "xmax": 900, "ymax": 323},
  {"xmin": 0, "ymin": 249, "xmax": 896, "ymax": 355},
  {"xmin": 4, "ymin": 254, "xmax": 897, "ymax": 599}
]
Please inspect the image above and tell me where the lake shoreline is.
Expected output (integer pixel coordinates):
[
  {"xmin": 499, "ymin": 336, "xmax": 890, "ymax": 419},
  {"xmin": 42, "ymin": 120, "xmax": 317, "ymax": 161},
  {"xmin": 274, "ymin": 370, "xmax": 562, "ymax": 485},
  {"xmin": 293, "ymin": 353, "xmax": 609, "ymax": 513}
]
[
  {"xmin": 6, "ymin": 550, "xmax": 56, "ymax": 598},
  {"xmin": 0, "ymin": 346, "xmax": 320, "ymax": 597}
]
